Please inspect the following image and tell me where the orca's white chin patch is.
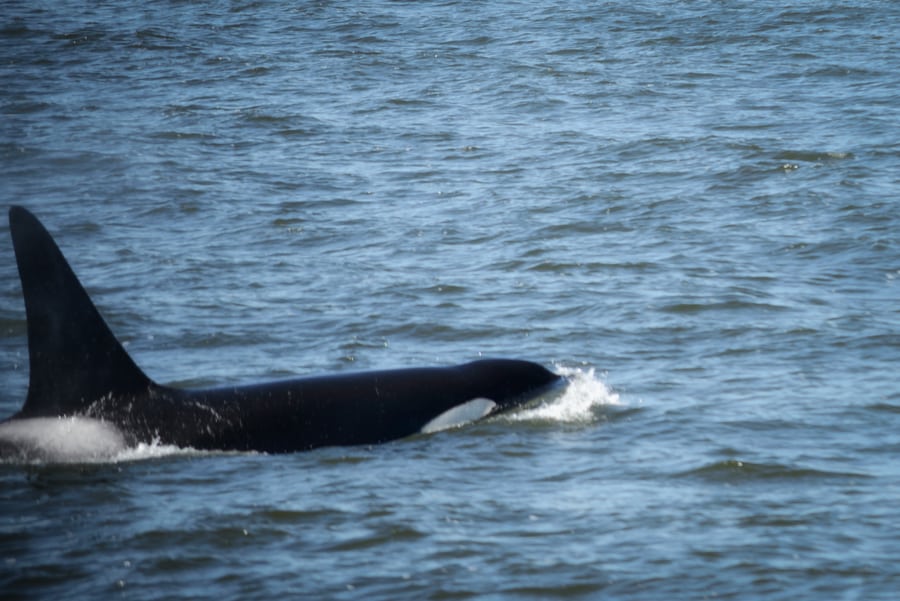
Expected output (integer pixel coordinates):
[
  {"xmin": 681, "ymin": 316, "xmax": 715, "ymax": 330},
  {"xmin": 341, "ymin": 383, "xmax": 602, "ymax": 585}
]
[
  {"xmin": 420, "ymin": 398, "xmax": 498, "ymax": 434},
  {"xmin": 0, "ymin": 417, "xmax": 128, "ymax": 464}
]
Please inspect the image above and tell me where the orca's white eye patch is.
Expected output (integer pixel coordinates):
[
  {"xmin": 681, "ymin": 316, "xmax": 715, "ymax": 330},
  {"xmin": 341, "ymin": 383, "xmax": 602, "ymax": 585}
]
[{"xmin": 420, "ymin": 398, "xmax": 497, "ymax": 434}]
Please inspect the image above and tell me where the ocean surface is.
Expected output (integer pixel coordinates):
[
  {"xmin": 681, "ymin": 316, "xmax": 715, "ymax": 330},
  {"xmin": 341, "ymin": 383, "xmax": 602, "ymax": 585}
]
[{"xmin": 1, "ymin": 0, "xmax": 899, "ymax": 599}]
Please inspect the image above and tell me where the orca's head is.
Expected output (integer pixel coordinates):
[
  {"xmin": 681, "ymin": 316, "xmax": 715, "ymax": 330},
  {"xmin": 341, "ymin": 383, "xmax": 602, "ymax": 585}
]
[{"xmin": 460, "ymin": 359, "xmax": 563, "ymax": 407}]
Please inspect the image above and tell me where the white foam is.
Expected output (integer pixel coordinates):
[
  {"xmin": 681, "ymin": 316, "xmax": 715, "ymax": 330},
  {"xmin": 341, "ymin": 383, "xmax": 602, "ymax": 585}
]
[
  {"xmin": 0, "ymin": 417, "xmax": 197, "ymax": 464},
  {"xmin": 0, "ymin": 417, "xmax": 129, "ymax": 464},
  {"xmin": 113, "ymin": 440, "xmax": 202, "ymax": 463},
  {"xmin": 507, "ymin": 365, "xmax": 621, "ymax": 423}
]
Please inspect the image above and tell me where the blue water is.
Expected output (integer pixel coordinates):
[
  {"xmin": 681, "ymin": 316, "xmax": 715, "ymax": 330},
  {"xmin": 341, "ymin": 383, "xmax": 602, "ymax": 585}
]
[{"xmin": 2, "ymin": 1, "xmax": 899, "ymax": 599}]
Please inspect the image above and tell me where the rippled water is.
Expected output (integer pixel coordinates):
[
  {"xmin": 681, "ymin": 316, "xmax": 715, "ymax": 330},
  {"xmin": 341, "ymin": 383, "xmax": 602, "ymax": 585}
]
[{"xmin": 2, "ymin": 1, "xmax": 899, "ymax": 599}]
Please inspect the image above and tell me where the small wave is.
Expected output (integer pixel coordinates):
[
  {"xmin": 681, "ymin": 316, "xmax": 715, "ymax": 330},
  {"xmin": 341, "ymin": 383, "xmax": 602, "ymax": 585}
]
[
  {"xmin": 866, "ymin": 402, "xmax": 900, "ymax": 414},
  {"xmin": 678, "ymin": 459, "xmax": 870, "ymax": 483},
  {"xmin": 775, "ymin": 149, "xmax": 854, "ymax": 163},
  {"xmin": 507, "ymin": 365, "xmax": 622, "ymax": 423},
  {"xmin": 659, "ymin": 300, "xmax": 789, "ymax": 314}
]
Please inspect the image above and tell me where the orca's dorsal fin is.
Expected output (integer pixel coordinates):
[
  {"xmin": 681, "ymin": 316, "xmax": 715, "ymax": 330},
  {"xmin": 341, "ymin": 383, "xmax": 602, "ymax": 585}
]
[{"xmin": 9, "ymin": 206, "xmax": 152, "ymax": 418}]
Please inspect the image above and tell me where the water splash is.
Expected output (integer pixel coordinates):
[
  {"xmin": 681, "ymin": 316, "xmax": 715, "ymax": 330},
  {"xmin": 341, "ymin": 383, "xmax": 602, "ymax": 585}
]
[
  {"xmin": 113, "ymin": 440, "xmax": 202, "ymax": 463},
  {"xmin": 0, "ymin": 417, "xmax": 195, "ymax": 465},
  {"xmin": 508, "ymin": 365, "xmax": 622, "ymax": 423},
  {"xmin": 0, "ymin": 417, "xmax": 128, "ymax": 464}
]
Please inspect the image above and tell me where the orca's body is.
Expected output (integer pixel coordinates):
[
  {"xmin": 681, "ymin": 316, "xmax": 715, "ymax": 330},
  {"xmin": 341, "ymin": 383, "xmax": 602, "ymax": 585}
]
[{"xmin": 1, "ymin": 206, "xmax": 562, "ymax": 454}]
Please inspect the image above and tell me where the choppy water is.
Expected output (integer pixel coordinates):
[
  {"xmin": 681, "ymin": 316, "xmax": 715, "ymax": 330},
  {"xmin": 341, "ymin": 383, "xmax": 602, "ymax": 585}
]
[{"xmin": 2, "ymin": 1, "xmax": 899, "ymax": 599}]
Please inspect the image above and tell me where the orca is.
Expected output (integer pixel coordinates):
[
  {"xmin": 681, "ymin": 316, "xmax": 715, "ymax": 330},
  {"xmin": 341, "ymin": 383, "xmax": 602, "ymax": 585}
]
[{"xmin": 1, "ymin": 206, "xmax": 563, "ymax": 456}]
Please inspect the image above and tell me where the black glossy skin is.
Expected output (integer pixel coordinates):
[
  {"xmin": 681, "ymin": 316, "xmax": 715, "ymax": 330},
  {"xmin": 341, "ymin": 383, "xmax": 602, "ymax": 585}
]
[
  {"xmin": 77, "ymin": 360, "xmax": 561, "ymax": 453},
  {"xmin": 4, "ymin": 206, "xmax": 562, "ymax": 453}
]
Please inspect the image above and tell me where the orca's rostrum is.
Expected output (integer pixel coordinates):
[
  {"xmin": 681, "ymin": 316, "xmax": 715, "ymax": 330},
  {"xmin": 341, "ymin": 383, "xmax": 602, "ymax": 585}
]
[{"xmin": 1, "ymin": 206, "xmax": 562, "ymax": 455}]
